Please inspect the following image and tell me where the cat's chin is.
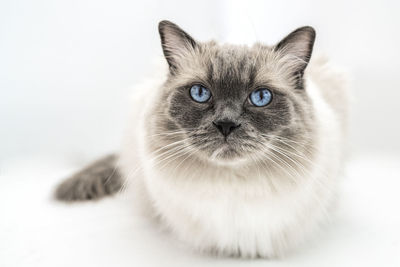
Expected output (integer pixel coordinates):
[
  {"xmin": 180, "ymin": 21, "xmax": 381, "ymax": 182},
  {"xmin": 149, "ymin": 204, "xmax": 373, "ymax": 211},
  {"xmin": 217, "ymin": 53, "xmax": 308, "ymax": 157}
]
[
  {"xmin": 205, "ymin": 144, "xmax": 252, "ymax": 167},
  {"xmin": 208, "ymin": 156, "xmax": 250, "ymax": 167}
]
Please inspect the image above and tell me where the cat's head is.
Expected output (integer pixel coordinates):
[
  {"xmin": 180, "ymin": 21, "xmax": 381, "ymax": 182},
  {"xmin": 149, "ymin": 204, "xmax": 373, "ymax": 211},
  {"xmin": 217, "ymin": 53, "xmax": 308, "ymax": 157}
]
[{"xmin": 149, "ymin": 20, "xmax": 316, "ymax": 165}]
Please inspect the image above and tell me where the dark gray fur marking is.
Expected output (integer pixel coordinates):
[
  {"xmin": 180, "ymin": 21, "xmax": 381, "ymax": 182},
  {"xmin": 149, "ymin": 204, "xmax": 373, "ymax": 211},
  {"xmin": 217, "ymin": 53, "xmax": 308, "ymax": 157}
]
[
  {"xmin": 55, "ymin": 154, "xmax": 122, "ymax": 202},
  {"xmin": 153, "ymin": 21, "xmax": 316, "ymax": 161}
]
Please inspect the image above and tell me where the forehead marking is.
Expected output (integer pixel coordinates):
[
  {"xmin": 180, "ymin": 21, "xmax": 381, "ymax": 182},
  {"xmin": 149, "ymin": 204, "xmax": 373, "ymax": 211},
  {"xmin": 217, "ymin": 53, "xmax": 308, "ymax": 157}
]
[{"xmin": 206, "ymin": 48, "xmax": 258, "ymax": 98}]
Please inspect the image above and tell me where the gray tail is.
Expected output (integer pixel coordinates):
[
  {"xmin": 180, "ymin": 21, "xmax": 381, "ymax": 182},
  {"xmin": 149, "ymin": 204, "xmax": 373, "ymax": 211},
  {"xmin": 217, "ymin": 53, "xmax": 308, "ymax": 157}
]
[{"xmin": 55, "ymin": 154, "xmax": 123, "ymax": 202}]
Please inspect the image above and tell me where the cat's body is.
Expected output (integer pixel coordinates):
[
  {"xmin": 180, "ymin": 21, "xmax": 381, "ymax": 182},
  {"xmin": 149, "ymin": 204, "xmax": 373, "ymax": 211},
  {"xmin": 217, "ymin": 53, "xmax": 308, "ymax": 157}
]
[{"xmin": 56, "ymin": 21, "xmax": 348, "ymax": 258}]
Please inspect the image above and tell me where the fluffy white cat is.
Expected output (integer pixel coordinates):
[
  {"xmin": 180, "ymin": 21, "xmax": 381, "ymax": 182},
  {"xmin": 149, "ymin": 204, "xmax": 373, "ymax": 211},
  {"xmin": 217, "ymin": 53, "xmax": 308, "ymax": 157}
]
[{"xmin": 57, "ymin": 20, "xmax": 349, "ymax": 258}]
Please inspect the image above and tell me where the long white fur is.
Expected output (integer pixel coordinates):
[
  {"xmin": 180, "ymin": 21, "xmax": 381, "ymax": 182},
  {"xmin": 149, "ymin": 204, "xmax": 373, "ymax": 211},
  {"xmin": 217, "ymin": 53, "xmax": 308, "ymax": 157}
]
[{"xmin": 118, "ymin": 57, "xmax": 347, "ymax": 258}]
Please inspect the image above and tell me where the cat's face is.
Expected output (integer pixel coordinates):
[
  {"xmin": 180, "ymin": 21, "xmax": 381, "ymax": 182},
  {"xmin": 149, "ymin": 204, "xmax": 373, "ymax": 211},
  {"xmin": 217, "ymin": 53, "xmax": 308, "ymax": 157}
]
[{"xmin": 150, "ymin": 21, "xmax": 316, "ymax": 165}]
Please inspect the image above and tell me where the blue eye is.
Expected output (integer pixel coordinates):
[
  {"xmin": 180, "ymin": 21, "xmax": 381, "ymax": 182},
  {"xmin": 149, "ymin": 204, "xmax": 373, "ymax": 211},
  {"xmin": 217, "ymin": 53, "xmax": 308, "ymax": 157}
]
[
  {"xmin": 249, "ymin": 88, "xmax": 272, "ymax": 107},
  {"xmin": 190, "ymin": 85, "xmax": 211, "ymax": 103}
]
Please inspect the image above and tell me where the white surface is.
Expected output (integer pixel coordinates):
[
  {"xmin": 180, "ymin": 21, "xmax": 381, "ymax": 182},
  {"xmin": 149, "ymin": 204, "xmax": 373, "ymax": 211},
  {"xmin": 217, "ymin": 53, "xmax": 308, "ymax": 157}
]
[{"xmin": 1, "ymin": 155, "xmax": 399, "ymax": 266}]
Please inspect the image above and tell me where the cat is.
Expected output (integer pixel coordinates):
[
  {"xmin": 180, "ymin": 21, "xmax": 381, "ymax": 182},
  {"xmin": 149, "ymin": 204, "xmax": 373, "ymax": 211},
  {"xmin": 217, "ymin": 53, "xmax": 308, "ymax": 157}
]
[{"xmin": 55, "ymin": 20, "xmax": 349, "ymax": 258}]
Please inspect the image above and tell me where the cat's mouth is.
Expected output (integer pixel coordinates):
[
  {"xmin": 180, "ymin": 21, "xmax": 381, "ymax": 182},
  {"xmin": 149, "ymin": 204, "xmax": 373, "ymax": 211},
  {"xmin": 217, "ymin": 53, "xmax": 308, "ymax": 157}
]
[
  {"xmin": 207, "ymin": 141, "xmax": 247, "ymax": 162},
  {"xmin": 188, "ymin": 130, "xmax": 256, "ymax": 164}
]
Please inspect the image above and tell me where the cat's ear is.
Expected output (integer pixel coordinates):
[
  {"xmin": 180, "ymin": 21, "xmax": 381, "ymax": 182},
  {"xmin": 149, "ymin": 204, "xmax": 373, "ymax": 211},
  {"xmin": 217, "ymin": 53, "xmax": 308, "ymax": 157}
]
[
  {"xmin": 274, "ymin": 26, "xmax": 316, "ymax": 74},
  {"xmin": 158, "ymin": 20, "xmax": 197, "ymax": 73}
]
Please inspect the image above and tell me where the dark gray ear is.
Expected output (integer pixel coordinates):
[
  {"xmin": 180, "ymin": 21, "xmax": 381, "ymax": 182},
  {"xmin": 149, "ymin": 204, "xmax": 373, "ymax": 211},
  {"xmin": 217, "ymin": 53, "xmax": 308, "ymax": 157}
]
[
  {"xmin": 275, "ymin": 26, "xmax": 316, "ymax": 74},
  {"xmin": 158, "ymin": 20, "xmax": 197, "ymax": 73}
]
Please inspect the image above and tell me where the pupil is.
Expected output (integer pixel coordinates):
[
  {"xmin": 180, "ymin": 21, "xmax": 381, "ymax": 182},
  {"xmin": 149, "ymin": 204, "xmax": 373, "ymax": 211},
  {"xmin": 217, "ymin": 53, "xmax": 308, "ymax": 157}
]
[
  {"xmin": 259, "ymin": 90, "xmax": 263, "ymax": 100},
  {"xmin": 199, "ymin": 87, "xmax": 203, "ymax": 96}
]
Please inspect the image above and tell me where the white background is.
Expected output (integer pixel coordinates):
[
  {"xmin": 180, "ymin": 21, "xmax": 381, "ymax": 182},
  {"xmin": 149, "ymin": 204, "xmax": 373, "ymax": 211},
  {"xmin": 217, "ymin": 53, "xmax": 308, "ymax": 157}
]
[
  {"xmin": 1, "ymin": 0, "xmax": 400, "ymax": 162},
  {"xmin": 1, "ymin": 0, "xmax": 400, "ymax": 266}
]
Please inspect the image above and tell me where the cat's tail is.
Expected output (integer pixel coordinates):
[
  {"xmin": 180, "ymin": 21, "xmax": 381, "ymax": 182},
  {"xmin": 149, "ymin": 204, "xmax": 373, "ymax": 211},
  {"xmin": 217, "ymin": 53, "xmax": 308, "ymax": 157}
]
[{"xmin": 54, "ymin": 154, "xmax": 123, "ymax": 202}]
